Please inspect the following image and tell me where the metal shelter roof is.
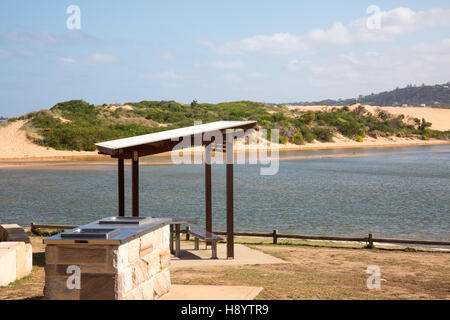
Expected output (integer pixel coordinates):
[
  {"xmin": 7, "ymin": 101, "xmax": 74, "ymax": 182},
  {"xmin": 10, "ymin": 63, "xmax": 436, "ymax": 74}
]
[{"xmin": 95, "ymin": 120, "xmax": 256, "ymax": 158}]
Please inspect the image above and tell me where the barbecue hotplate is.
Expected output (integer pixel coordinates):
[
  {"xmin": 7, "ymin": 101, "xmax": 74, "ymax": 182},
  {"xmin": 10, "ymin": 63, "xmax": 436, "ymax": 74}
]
[
  {"xmin": 44, "ymin": 216, "xmax": 171, "ymax": 244},
  {"xmin": 98, "ymin": 216, "xmax": 153, "ymax": 225},
  {"xmin": 60, "ymin": 228, "xmax": 120, "ymax": 240}
]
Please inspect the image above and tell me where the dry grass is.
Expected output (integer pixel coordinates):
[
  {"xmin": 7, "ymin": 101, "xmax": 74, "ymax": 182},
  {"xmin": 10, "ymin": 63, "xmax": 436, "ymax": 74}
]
[
  {"xmin": 1, "ymin": 235, "xmax": 448, "ymax": 300},
  {"xmin": 172, "ymin": 239, "xmax": 450, "ymax": 300}
]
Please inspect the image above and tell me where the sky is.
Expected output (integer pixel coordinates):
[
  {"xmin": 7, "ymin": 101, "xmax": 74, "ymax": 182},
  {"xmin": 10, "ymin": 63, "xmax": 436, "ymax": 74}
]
[{"xmin": 0, "ymin": 0, "xmax": 450, "ymax": 117}]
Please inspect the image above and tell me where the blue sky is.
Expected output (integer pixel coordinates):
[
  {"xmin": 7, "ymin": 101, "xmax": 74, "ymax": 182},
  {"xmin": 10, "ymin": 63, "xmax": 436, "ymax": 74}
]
[{"xmin": 1, "ymin": 0, "xmax": 450, "ymax": 117}]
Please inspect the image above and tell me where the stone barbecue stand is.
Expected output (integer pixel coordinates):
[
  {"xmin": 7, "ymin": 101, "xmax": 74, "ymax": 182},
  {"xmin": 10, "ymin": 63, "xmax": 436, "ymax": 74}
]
[
  {"xmin": 0, "ymin": 224, "xmax": 33, "ymax": 287},
  {"xmin": 43, "ymin": 217, "xmax": 171, "ymax": 300}
]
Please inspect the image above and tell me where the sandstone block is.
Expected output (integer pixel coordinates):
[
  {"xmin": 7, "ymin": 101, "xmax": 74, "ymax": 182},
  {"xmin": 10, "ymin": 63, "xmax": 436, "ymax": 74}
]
[
  {"xmin": 25, "ymin": 243, "xmax": 33, "ymax": 275},
  {"xmin": 0, "ymin": 241, "xmax": 32, "ymax": 280},
  {"xmin": 111, "ymin": 244, "xmax": 129, "ymax": 272},
  {"xmin": 140, "ymin": 232, "xmax": 154, "ymax": 251},
  {"xmin": 127, "ymin": 238, "xmax": 140, "ymax": 264},
  {"xmin": 0, "ymin": 249, "xmax": 16, "ymax": 286},
  {"xmin": 153, "ymin": 269, "xmax": 171, "ymax": 299},
  {"xmin": 12, "ymin": 242, "xmax": 27, "ymax": 279},
  {"xmin": 44, "ymin": 276, "xmax": 80, "ymax": 300},
  {"xmin": 46, "ymin": 245, "xmax": 107, "ymax": 265},
  {"xmin": 140, "ymin": 279, "xmax": 155, "ymax": 300},
  {"xmin": 117, "ymin": 266, "xmax": 133, "ymax": 295},
  {"xmin": 159, "ymin": 248, "xmax": 171, "ymax": 270},
  {"xmin": 122, "ymin": 286, "xmax": 143, "ymax": 300},
  {"xmin": 132, "ymin": 259, "xmax": 150, "ymax": 287},
  {"xmin": 161, "ymin": 225, "xmax": 170, "ymax": 249},
  {"xmin": 80, "ymin": 273, "xmax": 116, "ymax": 300},
  {"xmin": 142, "ymin": 250, "xmax": 160, "ymax": 277}
]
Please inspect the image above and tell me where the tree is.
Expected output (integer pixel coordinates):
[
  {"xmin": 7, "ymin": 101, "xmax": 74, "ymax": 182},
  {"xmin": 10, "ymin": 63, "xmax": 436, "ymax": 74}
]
[{"xmin": 414, "ymin": 118, "xmax": 431, "ymax": 131}]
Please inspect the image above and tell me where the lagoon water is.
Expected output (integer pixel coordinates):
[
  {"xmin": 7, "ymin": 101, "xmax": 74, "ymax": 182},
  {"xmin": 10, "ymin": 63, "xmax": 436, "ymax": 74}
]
[{"xmin": 0, "ymin": 145, "xmax": 449, "ymax": 241}]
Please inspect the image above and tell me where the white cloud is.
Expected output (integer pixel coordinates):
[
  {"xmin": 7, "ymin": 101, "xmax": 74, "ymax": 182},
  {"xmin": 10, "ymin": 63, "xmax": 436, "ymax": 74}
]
[
  {"xmin": 17, "ymin": 50, "xmax": 34, "ymax": 57},
  {"xmin": 159, "ymin": 71, "xmax": 183, "ymax": 79},
  {"xmin": 0, "ymin": 49, "xmax": 11, "ymax": 59},
  {"xmin": 249, "ymin": 72, "xmax": 265, "ymax": 78},
  {"xmin": 141, "ymin": 71, "xmax": 184, "ymax": 80},
  {"xmin": 202, "ymin": 33, "xmax": 310, "ymax": 54},
  {"xmin": 202, "ymin": 7, "xmax": 450, "ymax": 54},
  {"xmin": 2, "ymin": 30, "xmax": 99, "ymax": 45},
  {"xmin": 160, "ymin": 50, "xmax": 176, "ymax": 60},
  {"xmin": 57, "ymin": 57, "xmax": 76, "ymax": 64},
  {"xmin": 285, "ymin": 38, "xmax": 450, "ymax": 94},
  {"xmin": 208, "ymin": 60, "xmax": 246, "ymax": 69},
  {"xmin": 286, "ymin": 59, "xmax": 325, "ymax": 74},
  {"xmin": 85, "ymin": 53, "xmax": 119, "ymax": 65},
  {"xmin": 223, "ymin": 73, "xmax": 242, "ymax": 83},
  {"xmin": 308, "ymin": 22, "xmax": 352, "ymax": 45},
  {"xmin": 0, "ymin": 49, "xmax": 34, "ymax": 59}
]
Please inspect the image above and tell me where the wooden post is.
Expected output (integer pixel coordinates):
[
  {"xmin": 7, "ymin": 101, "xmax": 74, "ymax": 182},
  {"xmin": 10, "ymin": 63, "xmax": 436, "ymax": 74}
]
[
  {"xmin": 205, "ymin": 144, "xmax": 212, "ymax": 246},
  {"xmin": 186, "ymin": 225, "xmax": 190, "ymax": 241},
  {"xmin": 132, "ymin": 151, "xmax": 139, "ymax": 217},
  {"xmin": 175, "ymin": 224, "xmax": 181, "ymax": 257},
  {"xmin": 169, "ymin": 224, "xmax": 174, "ymax": 254},
  {"xmin": 226, "ymin": 133, "xmax": 234, "ymax": 259},
  {"xmin": 118, "ymin": 158, "xmax": 125, "ymax": 216},
  {"xmin": 367, "ymin": 233, "xmax": 374, "ymax": 249},
  {"xmin": 273, "ymin": 229, "xmax": 278, "ymax": 244}
]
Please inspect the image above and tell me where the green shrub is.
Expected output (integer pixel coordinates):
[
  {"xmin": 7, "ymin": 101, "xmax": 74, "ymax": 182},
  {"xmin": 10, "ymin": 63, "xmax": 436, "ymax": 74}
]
[
  {"xmin": 279, "ymin": 135, "xmax": 289, "ymax": 144},
  {"xmin": 300, "ymin": 125, "xmax": 315, "ymax": 143},
  {"xmin": 291, "ymin": 132, "xmax": 304, "ymax": 145},
  {"xmin": 312, "ymin": 127, "xmax": 333, "ymax": 142}
]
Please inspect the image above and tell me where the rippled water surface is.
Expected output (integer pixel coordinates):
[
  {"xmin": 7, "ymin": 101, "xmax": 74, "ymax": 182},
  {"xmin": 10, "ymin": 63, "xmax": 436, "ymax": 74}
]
[{"xmin": 1, "ymin": 145, "xmax": 449, "ymax": 240}]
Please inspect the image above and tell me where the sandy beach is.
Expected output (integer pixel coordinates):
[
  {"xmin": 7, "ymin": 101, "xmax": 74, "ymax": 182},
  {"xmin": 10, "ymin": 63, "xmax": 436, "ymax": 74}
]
[{"xmin": 1, "ymin": 106, "xmax": 449, "ymax": 163}]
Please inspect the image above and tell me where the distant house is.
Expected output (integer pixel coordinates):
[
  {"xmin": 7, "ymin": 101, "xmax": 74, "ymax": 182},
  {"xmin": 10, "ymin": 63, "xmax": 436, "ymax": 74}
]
[
  {"xmin": 402, "ymin": 104, "xmax": 408, "ymax": 107},
  {"xmin": 420, "ymin": 104, "xmax": 427, "ymax": 108}
]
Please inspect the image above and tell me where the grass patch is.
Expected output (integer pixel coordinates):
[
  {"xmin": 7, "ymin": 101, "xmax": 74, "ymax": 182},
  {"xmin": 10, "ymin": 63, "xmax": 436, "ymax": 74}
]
[{"xmin": 0, "ymin": 275, "xmax": 33, "ymax": 289}]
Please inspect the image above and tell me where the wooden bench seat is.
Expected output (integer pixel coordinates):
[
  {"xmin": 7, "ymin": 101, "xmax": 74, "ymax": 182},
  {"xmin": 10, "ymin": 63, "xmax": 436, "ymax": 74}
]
[{"xmin": 188, "ymin": 230, "xmax": 223, "ymax": 259}]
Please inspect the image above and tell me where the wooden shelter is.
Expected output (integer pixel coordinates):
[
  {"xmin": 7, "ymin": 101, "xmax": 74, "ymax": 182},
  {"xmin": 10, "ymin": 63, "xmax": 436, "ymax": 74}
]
[{"xmin": 95, "ymin": 120, "xmax": 256, "ymax": 258}]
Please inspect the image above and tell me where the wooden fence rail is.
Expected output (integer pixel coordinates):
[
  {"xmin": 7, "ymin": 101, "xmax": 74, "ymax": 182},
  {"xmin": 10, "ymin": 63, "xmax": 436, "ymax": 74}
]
[{"xmin": 30, "ymin": 223, "xmax": 450, "ymax": 247}]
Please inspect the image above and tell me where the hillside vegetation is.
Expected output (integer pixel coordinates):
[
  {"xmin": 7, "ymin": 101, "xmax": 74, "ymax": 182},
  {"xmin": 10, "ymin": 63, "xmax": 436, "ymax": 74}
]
[{"xmin": 13, "ymin": 100, "xmax": 450, "ymax": 151}]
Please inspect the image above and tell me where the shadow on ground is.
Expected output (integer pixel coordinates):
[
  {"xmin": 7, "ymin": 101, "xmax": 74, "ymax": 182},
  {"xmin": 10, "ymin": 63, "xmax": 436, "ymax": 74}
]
[{"xmin": 33, "ymin": 252, "xmax": 45, "ymax": 267}]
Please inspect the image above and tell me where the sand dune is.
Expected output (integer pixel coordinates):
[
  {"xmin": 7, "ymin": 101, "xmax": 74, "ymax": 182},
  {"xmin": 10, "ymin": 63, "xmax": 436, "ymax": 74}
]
[
  {"xmin": 288, "ymin": 105, "xmax": 450, "ymax": 131},
  {"xmin": 0, "ymin": 106, "xmax": 449, "ymax": 162},
  {"xmin": 0, "ymin": 120, "xmax": 98, "ymax": 160}
]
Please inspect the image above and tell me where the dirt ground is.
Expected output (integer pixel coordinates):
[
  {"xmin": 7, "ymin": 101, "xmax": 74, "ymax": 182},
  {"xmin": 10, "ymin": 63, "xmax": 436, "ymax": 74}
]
[
  {"xmin": 0, "ymin": 236, "xmax": 449, "ymax": 300},
  {"xmin": 172, "ymin": 243, "xmax": 449, "ymax": 299}
]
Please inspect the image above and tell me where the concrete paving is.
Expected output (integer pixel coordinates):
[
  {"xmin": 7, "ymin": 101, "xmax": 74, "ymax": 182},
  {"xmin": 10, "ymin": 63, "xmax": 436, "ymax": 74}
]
[
  {"xmin": 160, "ymin": 285, "xmax": 264, "ymax": 300},
  {"xmin": 170, "ymin": 243, "xmax": 286, "ymax": 268}
]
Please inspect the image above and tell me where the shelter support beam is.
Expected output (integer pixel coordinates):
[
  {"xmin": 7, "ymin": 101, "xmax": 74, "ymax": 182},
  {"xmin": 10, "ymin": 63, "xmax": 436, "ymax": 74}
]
[
  {"xmin": 226, "ymin": 135, "xmax": 234, "ymax": 259},
  {"xmin": 132, "ymin": 151, "xmax": 139, "ymax": 217},
  {"xmin": 118, "ymin": 158, "xmax": 125, "ymax": 216},
  {"xmin": 205, "ymin": 145, "xmax": 212, "ymax": 243}
]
